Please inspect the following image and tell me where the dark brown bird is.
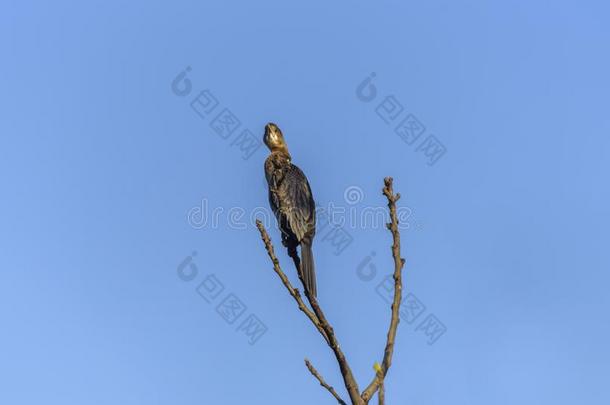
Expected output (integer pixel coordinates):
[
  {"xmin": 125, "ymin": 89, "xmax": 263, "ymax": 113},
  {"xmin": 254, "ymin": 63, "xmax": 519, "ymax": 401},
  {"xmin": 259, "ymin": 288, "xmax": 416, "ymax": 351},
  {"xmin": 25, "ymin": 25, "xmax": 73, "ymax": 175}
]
[{"xmin": 263, "ymin": 123, "xmax": 317, "ymax": 296}]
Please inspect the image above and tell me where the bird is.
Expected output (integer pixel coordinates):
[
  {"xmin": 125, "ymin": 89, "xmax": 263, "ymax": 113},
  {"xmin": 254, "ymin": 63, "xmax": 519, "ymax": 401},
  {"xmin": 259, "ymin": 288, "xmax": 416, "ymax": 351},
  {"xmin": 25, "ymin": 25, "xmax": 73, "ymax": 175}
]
[{"xmin": 263, "ymin": 122, "xmax": 317, "ymax": 297}]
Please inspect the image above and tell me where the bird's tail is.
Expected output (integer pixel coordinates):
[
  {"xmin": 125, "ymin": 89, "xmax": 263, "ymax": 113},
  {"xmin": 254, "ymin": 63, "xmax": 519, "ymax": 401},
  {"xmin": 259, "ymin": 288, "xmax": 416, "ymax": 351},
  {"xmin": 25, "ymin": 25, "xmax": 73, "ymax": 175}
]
[{"xmin": 301, "ymin": 242, "xmax": 317, "ymax": 297}]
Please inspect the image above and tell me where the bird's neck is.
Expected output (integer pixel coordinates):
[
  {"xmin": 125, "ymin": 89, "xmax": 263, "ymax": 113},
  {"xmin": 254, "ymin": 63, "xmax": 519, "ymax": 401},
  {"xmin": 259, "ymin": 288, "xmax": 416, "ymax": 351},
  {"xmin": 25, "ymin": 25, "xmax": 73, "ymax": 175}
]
[{"xmin": 271, "ymin": 148, "xmax": 291, "ymax": 161}]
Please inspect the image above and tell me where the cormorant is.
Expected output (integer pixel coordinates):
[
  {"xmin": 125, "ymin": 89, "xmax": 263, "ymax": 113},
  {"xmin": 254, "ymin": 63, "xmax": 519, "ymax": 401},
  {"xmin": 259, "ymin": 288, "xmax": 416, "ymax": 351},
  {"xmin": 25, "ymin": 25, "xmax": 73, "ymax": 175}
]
[{"xmin": 263, "ymin": 123, "xmax": 317, "ymax": 297}]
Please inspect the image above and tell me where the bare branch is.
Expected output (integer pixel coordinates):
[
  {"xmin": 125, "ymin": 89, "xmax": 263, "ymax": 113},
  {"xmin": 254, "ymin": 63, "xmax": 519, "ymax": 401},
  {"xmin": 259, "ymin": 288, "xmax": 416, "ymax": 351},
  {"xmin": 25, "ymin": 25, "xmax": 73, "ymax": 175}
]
[
  {"xmin": 305, "ymin": 359, "xmax": 347, "ymax": 405},
  {"xmin": 361, "ymin": 177, "xmax": 405, "ymax": 403},
  {"xmin": 256, "ymin": 177, "xmax": 406, "ymax": 405},
  {"xmin": 256, "ymin": 221, "xmax": 363, "ymax": 404},
  {"xmin": 255, "ymin": 220, "xmax": 329, "ymax": 344},
  {"xmin": 305, "ymin": 292, "xmax": 363, "ymax": 405},
  {"xmin": 290, "ymin": 248, "xmax": 363, "ymax": 403}
]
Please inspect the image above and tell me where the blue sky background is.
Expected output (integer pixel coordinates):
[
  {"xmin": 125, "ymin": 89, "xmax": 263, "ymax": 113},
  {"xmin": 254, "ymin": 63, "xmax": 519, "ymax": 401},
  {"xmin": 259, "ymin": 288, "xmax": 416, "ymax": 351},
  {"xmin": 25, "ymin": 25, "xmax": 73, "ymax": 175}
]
[{"xmin": 1, "ymin": 1, "xmax": 609, "ymax": 404}]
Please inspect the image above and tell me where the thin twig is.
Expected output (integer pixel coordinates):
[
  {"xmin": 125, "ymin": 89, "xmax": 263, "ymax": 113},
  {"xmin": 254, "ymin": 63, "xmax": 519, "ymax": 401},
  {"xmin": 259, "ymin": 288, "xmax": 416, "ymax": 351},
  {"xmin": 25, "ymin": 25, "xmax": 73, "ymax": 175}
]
[
  {"xmin": 305, "ymin": 359, "xmax": 347, "ymax": 405},
  {"xmin": 256, "ymin": 221, "xmax": 363, "ymax": 404},
  {"xmin": 256, "ymin": 220, "xmax": 329, "ymax": 344},
  {"xmin": 292, "ymin": 247, "xmax": 363, "ymax": 404},
  {"xmin": 361, "ymin": 177, "xmax": 405, "ymax": 403},
  {"xmin": 305, "ymin": 292, "xmax": 363, "ymax": 405}
]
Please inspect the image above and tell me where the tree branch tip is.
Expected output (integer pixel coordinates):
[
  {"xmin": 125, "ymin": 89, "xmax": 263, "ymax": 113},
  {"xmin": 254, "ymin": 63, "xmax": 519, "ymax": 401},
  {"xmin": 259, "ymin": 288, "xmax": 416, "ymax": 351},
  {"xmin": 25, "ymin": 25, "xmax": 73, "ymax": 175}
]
[
  {"xmin": 305, "ymin": 358, "xmax": 348, "ymax": 405},
  {"xmin": 255, "ymin": 220, "xmax": 267, "ymax": 235}
]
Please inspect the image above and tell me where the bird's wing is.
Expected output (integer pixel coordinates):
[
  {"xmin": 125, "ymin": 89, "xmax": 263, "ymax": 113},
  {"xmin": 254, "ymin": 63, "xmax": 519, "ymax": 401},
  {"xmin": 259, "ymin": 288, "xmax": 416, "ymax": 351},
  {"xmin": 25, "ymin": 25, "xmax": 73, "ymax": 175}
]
[{"xmin": 278, "ymin": 164, "xmax": 316, "ymax": 242}]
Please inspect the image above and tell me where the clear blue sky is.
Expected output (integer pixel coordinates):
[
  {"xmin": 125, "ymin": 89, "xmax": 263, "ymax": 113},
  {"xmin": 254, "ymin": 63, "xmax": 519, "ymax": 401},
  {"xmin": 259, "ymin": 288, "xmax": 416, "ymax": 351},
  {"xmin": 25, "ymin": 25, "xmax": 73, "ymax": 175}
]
[{"xmin": 1, "ymin": 1, "xmax": 609, "ymax": 404}]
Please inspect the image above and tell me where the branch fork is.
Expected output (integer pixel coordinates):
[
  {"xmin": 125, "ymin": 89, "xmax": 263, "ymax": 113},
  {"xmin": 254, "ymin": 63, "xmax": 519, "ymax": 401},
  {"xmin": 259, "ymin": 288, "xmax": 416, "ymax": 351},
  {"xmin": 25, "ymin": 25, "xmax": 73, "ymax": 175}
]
[{"xmin": 256, "ymin": 177, "xmax": 406, "ymax": 404}]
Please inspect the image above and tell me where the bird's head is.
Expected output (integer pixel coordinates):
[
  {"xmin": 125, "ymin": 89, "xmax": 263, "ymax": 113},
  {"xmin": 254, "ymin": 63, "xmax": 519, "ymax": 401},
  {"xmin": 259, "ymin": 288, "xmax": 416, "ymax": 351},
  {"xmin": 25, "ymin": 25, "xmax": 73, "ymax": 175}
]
[{"xmin": 264, "ymin": 122, "xmax": 289, "ymax": 154}]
